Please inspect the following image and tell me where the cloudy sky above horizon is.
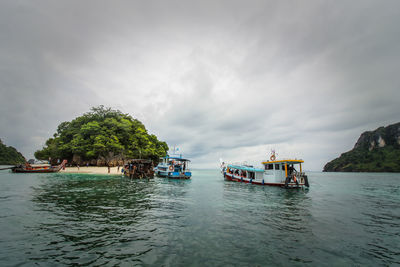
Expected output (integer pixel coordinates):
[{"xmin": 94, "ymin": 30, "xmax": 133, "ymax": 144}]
[{"xmin": 1, "ymin": 0, "xmax": 399, "ymax": 170}]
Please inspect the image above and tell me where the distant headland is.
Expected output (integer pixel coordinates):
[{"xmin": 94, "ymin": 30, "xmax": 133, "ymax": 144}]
[
  {"xmin": 323, "ymin": 122, "xmax": 400, "ymax": 172},
  {"xmin": 0, "ymin": 139, "xmax": 26, "ymax": 165},
  {"xmin": 35, "ymin": 106, "xmax": 168, "ymax": 166}
]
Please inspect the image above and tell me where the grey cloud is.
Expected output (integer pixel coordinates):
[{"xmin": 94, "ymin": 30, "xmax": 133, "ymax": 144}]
[{"xmin": 1, "ymin": 0, "xmax": 399, "ymax": 170}]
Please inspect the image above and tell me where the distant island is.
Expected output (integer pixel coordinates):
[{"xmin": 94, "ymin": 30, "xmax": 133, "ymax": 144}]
[
  {"xmin": 324, "ymin": 122, "xmax": 400, "ymax": 172},
  {"xmin": 35, "ymin": 106, "xmax": 168, "ymax": 166},
  {"xmin": 0, "ymin": 139, "xmax": 25, "ymax": 165}
]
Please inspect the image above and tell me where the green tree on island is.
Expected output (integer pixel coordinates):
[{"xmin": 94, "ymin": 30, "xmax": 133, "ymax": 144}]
[{"xmin": 35, "ymin": 106, "xmax": 168, "ymax": 164}]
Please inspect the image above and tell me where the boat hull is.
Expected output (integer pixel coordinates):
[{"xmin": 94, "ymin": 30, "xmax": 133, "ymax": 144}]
[
  {"xmin": 156, "ymin": 170, "xmax": 191, "ymax": 179},
  {"xmin": 12, "ymin": 168, "xmax": 60, "ymax": 173},
  {"xmin": 224, "ymin": 172, "xmax": 306, "ymax": 188}
]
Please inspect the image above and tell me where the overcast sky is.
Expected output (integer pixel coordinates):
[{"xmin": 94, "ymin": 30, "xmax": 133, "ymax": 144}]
[{"xmin": 1, "ymin": 0, "xmax": 399, "ymax": 170}]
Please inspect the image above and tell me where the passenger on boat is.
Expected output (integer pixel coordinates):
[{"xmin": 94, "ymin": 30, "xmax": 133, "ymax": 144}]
[
  {"xmin": 288, "ymin": 165, "xmax": 298, "ymax": 176},
  {"xmin": 288, "ymin": 165, "xmax": 294, "ymax": 175},
  {"xmin": 25, "ymin": 162, "xmax": 32, "ymax": 170}
]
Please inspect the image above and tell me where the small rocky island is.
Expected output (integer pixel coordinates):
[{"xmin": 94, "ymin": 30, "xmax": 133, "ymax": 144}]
[
  {"xmin": 324, "ymin": 122, "xmax": 400, "ymax": 172},
  {"xmin": 0, "ymin": 139, "xmax": 25, "ymax": 165},
  {"xmin": 35, "ymin": 106, "xmax": 168, "ymax": 167}
]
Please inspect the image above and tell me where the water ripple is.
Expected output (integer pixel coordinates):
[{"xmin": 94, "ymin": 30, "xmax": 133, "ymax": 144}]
[{"xmin": 0, "ymin": 171, "xmax": 399, "ymax": 266}]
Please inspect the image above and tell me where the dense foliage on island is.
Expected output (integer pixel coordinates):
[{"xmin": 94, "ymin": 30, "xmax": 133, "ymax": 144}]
[
  {"xmin": 0, "ymin": 139, "xmax": 26, "ymax": 165},
  {"xmin": 323, "ymin": 122, "xmax": 400, "ymax": 172},
  {"xmin": 35, "ymin": 106, "xmax": 168, "ymax": 165}
]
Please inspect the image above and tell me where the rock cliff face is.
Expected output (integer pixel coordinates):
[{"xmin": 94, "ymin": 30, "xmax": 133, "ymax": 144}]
[
  {"xmin": 323, "ymin": 122, "xmax": 400, "ymax": 172},
  {"xmin": 70, "ymin": 153, "xmax": 125, "ymax": 167}
]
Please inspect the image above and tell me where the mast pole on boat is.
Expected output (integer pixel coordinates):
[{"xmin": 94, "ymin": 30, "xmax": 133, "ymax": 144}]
[{"xmin": 285, "ymin": 163, "xmax": 288, "ymax": 177}]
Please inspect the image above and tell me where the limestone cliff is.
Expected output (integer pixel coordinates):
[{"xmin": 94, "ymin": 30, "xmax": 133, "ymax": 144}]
[{"xmin": 323, "ymin": 122, "xmax": 400, "ymax": 172}]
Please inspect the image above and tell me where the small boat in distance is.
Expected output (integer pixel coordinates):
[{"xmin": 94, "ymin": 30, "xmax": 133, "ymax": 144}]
[
  {"xmin": 154, "ymin": 155, "xmax": 191, "ymax": 179},
  {"xmin": 221, "ymin": 151, "xmax": 309, "ymax": 188},
  {"xmin": 12, "ymin": 160, "xmax": 67, "ymax": 173}
]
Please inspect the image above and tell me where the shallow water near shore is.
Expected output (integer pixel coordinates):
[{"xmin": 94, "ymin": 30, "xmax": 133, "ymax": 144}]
[{"xmin": 0, "ymin": 169, "xmax": 399, "ymax": 266}]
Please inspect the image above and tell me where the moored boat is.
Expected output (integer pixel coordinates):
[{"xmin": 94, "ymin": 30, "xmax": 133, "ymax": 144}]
[
  {"xmin": 12, "ymin": 160, "xmax": 67, "ymax": 173},
  {"xmin": 221, "ymin": 152, "xmax": 309, "ymax": 188},
  {"xmin": 122, "ymin": 159, "xmax": 155, "ymax": 179},
  {"xmin": 154, "ymin": 155, "xmax": 191, "ymax": 179}
]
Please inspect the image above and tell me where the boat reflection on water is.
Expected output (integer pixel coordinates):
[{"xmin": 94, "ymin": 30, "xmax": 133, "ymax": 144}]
[
  {"xmin": 28, "ymin": 173, "xmax": 193, "ymax": 265},
  {"xmin": 220, "ymin": 181, "xmax": 314, "ymax": 264},
  {"xmin": 30, "ymin": 174, "xmax": 159, "ymax": 264}
]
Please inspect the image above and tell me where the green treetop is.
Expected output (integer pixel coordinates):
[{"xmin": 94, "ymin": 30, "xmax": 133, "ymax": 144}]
[{"xmin": 34, "ymin": 106, "xmax": 168, "ymax": 163}]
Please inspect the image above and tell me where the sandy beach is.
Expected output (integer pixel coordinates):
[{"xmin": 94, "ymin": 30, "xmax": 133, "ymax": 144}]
[{"xmin": 60, "ymin": 166, "xmax": 123, "ymax": 175}]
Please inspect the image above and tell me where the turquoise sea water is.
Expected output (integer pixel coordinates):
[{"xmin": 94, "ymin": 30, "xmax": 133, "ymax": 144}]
[{"xmin": 0, "ymin": 169, "xmax": 399, "ymax": 266}]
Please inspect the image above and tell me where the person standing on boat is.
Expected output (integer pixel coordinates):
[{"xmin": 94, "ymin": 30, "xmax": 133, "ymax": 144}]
[{"xmin": 288, "ymin": 165, "xmax": 293, "ymax": 175}]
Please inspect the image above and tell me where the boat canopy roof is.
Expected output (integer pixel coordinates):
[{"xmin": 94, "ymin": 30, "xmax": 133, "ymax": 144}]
[
  {"xmin": 164, "ymin": 156, "xmax": 190, "ymax": 162},
  {"xmin": 125, "ymin": 159, "xmax": 153, "ymax": 163},
  {"xmin": 30, "ymin": 163, "xmax": 51, "ymax": 167},
  {"xmin": 261, "ymin": 159, "xmax": 304, "ymax": 165},
  {"xmin": 227, "ymin": 164, "xmax": 264, "ymax": 172}
]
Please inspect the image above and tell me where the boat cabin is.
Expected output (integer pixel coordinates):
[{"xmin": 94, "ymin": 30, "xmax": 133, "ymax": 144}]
[{"xmin": 262, "ymin": 159, "xmax": 304, "ymax": 183}]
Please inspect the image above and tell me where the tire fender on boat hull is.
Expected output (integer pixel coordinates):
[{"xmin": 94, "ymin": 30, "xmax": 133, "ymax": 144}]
[
  {"xmin": 284, "ymin": 177, "xmax": 290, "ymax": 188},
  {"xmin": 304, "ymin": 175, "xmax": 310, "ymax": 187}
]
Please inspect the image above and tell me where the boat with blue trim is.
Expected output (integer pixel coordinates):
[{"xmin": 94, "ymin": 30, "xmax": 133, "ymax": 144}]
[
  {"xmin": 154, "ymin": 155, "xmax": 191, "ymax": 179},
  {"xmin": 221, "ymin": 152, "xmax": 309, "ymax": 188}
]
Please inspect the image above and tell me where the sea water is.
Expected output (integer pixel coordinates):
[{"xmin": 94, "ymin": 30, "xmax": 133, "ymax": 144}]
[{"xmin": 0, "ymin": 169, "xmax": 399, "ymax": 266}]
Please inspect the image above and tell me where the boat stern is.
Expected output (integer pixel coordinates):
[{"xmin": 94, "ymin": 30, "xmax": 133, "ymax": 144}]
[{"xmin": 283, "ymin": 172, "xmax": 309, "ymax": 188}]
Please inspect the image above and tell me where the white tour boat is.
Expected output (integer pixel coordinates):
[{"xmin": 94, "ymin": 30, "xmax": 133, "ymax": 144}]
[
  {"xmin": 221, "ymin": 152, "xmax": 309, "ymax": 188},
  {"xmin": 154, "ymin": 155, "xmax": 191, "ymax": 179}
]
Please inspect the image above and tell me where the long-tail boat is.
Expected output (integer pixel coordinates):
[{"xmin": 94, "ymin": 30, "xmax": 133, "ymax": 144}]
[{"xmin": 11, "ymin": 160, "xmax": 67, "ymax": 173}]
